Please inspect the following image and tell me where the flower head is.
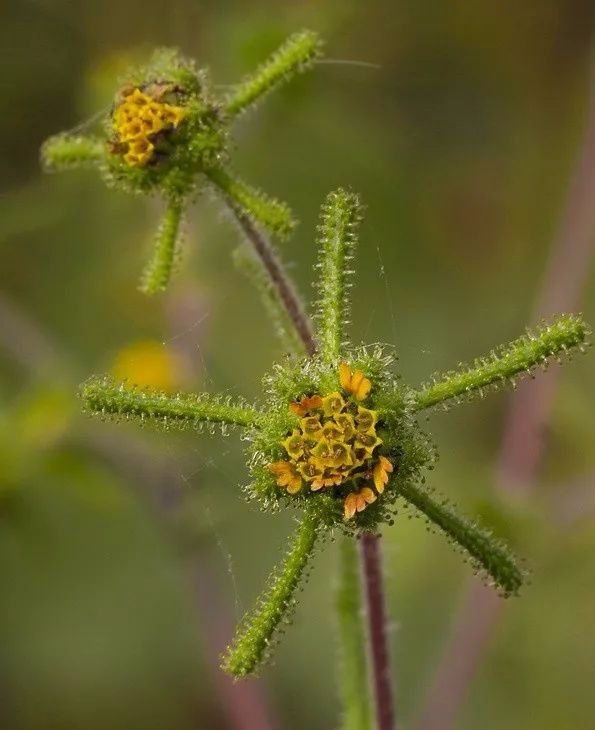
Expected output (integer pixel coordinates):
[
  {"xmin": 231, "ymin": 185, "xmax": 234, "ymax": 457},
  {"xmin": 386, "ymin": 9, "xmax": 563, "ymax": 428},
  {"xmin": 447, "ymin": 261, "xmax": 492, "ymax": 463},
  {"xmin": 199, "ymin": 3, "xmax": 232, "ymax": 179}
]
[
  {"xmin": 111, "ymin": 85, "xmax": 187, "ymax": 167},
  {"xmin": 41, "ymin": 33, "xmax": 324, "ymax": 294},
  {"xmin": 268, "ymin": 363, "xmax": 396, "ymax": 520}
]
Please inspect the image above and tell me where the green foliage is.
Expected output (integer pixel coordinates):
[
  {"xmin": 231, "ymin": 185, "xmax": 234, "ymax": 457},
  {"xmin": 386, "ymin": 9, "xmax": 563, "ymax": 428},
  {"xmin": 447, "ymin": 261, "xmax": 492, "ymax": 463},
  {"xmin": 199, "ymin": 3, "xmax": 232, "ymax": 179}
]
[
  {"xmin": 225, "ymin": 30, "xmax": 324, "ymax": 118},
  {"xmin": 336, "ymin": 538, "xmax": 373, "ymax": 730},
  {"xmin": 398, "ymin": 481, "xmax": 524, "ymax": 596},
  {"xmin": 412, "ymin": 314, "xmax": 589, "ymax": 412},
  {"xmin": 314, "ymin": 189, "xmax": 363, "ymax": 364},
  {"xmin": 140, "ymin": 200, "xmax": 184, "ymax": 295},
  {"xmin": 221, "ymin": 513, "xmax": 321, "ymax": 677},
  {"xmin": 81, "ymin": 376, "xmax": 263, "ymax": 432}
]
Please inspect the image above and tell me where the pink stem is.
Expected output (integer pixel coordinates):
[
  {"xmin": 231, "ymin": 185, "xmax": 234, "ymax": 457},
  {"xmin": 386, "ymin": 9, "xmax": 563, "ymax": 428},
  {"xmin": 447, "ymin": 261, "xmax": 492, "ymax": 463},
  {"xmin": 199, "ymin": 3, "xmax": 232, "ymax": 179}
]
[
  {"xmin": 414, "ymin": 82, "xmax": 595, "ymax": 730},
  {"xmin": 360, "ymin": 533, "xmax": 395, "ymax": 730},
  {"xmin": 194, "ymin": 561, "xmax": 280, "ymax": 730}
]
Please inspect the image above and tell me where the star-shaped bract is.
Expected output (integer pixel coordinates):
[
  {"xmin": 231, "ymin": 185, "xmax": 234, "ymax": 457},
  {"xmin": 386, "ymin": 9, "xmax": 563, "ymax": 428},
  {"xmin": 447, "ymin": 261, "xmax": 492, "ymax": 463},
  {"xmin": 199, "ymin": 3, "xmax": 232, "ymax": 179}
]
[
  {"xmin": 41, "ymin": 32, "xmax": 323, "ymax": 294},
  {"xmin": 81, "ymin": 189, "xmax": 589, "ymax": 677}
]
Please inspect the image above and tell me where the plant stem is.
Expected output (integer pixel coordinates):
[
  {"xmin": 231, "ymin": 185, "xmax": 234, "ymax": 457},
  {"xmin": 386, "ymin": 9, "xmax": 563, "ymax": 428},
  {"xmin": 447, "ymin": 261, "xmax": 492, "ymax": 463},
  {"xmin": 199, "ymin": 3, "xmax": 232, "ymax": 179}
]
[
  {"xmin": 359, "ymin": 533, "xmax": 395, "ymax": 730},
  {"xmin": 228, "ymin": 204, "xmax": 317, "ymax": 355},
  {"xmin": 336, "ymin": 538, "xmax": 374, "ymax": 730},
  {"xmin": 229, "ymin": 207, "xmax": 394, "ymax": 728},
  {"xmin": 413, "ymin": 73, "xmax": 595, "ymax": 730}
]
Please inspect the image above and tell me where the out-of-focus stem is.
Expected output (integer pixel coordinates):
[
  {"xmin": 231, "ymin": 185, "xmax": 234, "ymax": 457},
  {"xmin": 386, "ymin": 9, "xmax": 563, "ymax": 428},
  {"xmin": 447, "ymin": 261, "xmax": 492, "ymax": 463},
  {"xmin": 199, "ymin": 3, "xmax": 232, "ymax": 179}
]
[
  {"xmin": 414, "ymin": 75, "xmax": 595, "ymax": 730},
  {"xmin": 227, "ymin": 203, "xmax": 316, "ymax": 355},
  {"xmin": 0, "ymin": 291, "xmax": 64, "ymax": 378}
]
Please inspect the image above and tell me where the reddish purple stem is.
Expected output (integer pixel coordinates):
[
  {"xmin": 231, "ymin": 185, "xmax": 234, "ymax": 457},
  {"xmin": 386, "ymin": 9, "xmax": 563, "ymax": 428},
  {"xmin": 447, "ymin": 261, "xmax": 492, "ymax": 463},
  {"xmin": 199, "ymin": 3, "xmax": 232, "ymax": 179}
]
[
  {"xmin": 414, "ymin": 82, "xmax": 595, "ymax": 730},
  {"xmin": 360, "ymin": 533, "xmax": 395, "ymax": 730}
]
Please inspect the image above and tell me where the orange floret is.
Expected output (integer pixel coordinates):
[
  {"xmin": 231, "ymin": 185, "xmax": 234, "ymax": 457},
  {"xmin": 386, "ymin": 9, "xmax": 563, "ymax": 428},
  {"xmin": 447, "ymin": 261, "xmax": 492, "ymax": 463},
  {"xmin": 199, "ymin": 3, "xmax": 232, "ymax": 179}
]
[
  {"xmin": 289, "ymin": 394, "xmax": 323, "ymax": 416},
  {"xmin": 268, "ymin": 461, "xmax": 302, "ymax": 494},
  {"xmin": 344, "ymin": 487, "xmax": 377, "ymax": 519},
  {"xmin": 339, "ymin": 362, "xmax": 372, "ymax": 400},
  {"xmin": 373, "ymin": 456, "xmax": 393, "ymax": 494}
]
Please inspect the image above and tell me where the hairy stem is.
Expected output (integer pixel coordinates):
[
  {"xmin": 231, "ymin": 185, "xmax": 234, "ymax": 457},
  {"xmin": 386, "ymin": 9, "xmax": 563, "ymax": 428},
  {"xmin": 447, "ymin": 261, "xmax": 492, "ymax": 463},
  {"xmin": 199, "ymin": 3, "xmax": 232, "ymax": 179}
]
[
  {"xmin": 222, "ymin": 514, "xmax": 321, "ymax": 677},
  {"xmin": 359, "ymin": 533, "xmax": 394, "ymax": 730},
  {"xmin": 398, "ymin": 482, "xmax": 523, "ymax": 596},
  {"xmin": 315, "ymin": 188, "xmax": 362, "ymax": 364},
  {"xmin": 81, "ymin": 376, "xmax": 263, "ymax": 431},
  {"xmin": 411, "ymin": 314, "xmax": 588, "ymax": 412},
  {"xmin": 336, "ymin": 538, "xmax": 374, "ymax": 730},
  {"xmin": 227, "ymin": 203, "xmax": 316, "ymax": 355},
  {"xmin": 225, "ymin": 30, "xmax": 323, "ymax": 118},
  {"xmin": 41, "ymin": 134, "xmax": 105, "ymax": 171},
  {"xmin": 207, "ymin": 166, "xmax": 296, "ymax": 238},
  {"xmin": 140, "ymin": 199, "xmax": 184, "ymax": 295}
]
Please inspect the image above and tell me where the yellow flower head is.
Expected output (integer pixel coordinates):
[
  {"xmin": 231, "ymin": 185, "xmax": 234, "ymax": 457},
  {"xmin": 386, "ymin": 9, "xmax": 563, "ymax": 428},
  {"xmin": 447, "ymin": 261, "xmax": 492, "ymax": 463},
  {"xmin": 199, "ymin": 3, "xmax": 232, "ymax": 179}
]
[
  {"xmin": 268, "ymin": 364, "xmax": 393, "ymax": 518},
  {"xmin": 111, "ymin": 85, "xmax": 187, "ymax": 167}
]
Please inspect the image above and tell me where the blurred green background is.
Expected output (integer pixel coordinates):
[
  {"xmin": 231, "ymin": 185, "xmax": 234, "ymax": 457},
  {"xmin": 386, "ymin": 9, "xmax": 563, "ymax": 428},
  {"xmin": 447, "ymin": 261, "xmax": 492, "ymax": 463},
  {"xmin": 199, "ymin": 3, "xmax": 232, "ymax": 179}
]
[{"xmin": 2, "ymin": 1, "xmax": 595, "ymax": 729}]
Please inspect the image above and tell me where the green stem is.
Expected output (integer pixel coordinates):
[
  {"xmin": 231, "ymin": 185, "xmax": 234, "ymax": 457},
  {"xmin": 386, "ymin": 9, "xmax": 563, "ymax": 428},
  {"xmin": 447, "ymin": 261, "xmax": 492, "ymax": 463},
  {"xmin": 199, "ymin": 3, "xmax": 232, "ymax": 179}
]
[
  {"xmin": 221, "ymin": 514, "xmax": 321, "ymax": 677},
  {"xmin": 336, "ymin": 538, "xmax": 374, "ymax": 730},
  {"xmin": 81, "ymin": 376, "xmax": 263, "ymax": 431},
  {"xmin": 206, "ymin": 166, "xmax": 295, "ymax": 238},
  {"xmin": 411, "ymin": 314, "xmax": 588, "ymax": 412},
  {"xmin": 225, "ymin": 30, "xmax": 323, "ymax": 118},
  {"xmin": 315, "ymin": 189, "xmax": 362, "ymax": 364},
  {"xmin": 140, "ymin": 199, "xmax": 184, "ymax": 295},
  {"xmin": 41, "ymin": 134, "xmax": 105, "ymax": 171},
  {"xmin": 398, "ymin": 481, "xmax": 523, "ymax": 596}
]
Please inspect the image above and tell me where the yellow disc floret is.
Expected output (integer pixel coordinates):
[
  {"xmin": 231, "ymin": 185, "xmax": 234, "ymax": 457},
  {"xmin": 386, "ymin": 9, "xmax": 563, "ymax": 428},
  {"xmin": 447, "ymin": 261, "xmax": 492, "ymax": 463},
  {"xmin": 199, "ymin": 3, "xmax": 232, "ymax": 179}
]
[
  {"xmin": 268, "ymin": 363, "xmax": 394, "ymax": 520},
  {"xmin": 111, "ymin": 86, "xmax": 187, "ymax": 167}
]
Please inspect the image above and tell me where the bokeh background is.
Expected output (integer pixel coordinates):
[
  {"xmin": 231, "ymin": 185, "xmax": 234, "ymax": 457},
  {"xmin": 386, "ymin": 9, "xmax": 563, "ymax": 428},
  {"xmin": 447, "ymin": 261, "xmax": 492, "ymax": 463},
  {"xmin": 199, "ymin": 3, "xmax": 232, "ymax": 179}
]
[{"xmin": 2, "ymin": 2, "xmax": 595, "ymax": 729}]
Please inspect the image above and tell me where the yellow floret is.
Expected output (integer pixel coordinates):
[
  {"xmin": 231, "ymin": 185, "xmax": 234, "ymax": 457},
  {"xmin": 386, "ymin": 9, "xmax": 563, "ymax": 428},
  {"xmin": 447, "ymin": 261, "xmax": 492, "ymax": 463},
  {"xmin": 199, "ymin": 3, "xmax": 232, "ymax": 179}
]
[{"xmin": 112, "ymin": 86, "xmax": 187, "ymax": 167}]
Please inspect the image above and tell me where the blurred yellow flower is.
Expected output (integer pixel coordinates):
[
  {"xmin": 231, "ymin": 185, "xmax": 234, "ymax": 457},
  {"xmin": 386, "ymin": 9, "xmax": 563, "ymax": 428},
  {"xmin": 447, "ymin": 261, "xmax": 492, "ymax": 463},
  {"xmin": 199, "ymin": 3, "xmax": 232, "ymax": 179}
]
[{"xmin": 112, "ymin": 339, "xmax": 183, "ymax": 391}]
